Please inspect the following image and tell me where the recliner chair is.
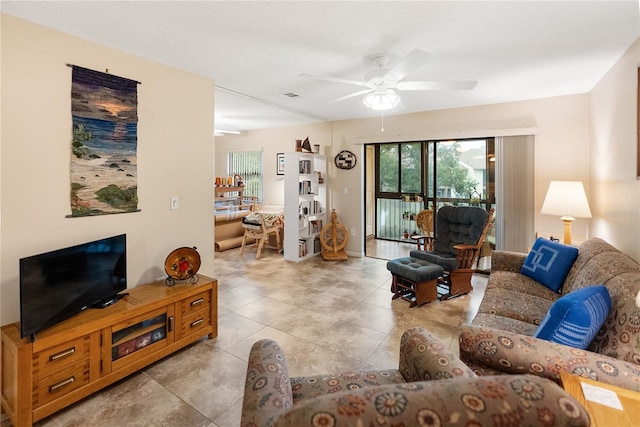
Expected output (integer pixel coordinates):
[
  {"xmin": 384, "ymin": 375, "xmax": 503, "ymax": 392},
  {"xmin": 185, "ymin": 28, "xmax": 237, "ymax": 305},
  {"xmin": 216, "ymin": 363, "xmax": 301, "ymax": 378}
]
[{"xmin": 409, "ymin": 205, "xmax": 494, "ymax": 299}]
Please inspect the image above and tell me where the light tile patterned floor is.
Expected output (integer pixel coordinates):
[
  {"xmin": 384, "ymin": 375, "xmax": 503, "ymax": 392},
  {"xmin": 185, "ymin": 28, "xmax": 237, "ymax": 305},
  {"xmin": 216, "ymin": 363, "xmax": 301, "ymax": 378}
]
[{"xmin": 5, "ymin": 243, "xmax": 487, "ymax": 427}]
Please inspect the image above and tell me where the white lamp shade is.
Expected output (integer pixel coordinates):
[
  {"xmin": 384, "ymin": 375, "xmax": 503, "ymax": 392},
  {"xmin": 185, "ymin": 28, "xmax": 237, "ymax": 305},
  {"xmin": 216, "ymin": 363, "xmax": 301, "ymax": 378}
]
[
  {"xmin": 362, "ymin": 89, "xmax": 400, "ymax": 110},
  {"xmin": 541, "ymin": 181, "xmax": 592, "ymax": 219}
]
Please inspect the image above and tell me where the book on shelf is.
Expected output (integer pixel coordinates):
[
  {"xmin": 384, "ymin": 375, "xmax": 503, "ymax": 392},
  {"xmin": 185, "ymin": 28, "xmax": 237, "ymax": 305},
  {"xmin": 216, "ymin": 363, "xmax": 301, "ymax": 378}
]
[
  {"xmin": 298, "ymin": 239, "xmax": 307, "ymax": 257},
  {"xmin": 310, "ymin": 219, "xmax": 323, "ymax": 234},
  {"xmin": 135, "ymin": 332, "xmax": 152, "ymax": 350},
  {"xmin": 116, "ymin": 339, "xmax": 136, "ymax": 359},
  {"xmin": 298, "ymin": 180, "xmax": 313, "ymax": 195},
  {"xmin": 299, "ymin": 160, "xmax": 313, "ymax": 174},
  {"xmin": 299, "ymin": 200, "xmax": 322, "ymax": 216}
]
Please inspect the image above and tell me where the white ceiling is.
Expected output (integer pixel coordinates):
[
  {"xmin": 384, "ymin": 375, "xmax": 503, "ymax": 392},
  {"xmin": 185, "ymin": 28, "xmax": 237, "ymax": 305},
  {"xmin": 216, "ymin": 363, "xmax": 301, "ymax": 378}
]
[{"xmin": 2, "ymin": 1, "xmax": 639, "ymax": 133}]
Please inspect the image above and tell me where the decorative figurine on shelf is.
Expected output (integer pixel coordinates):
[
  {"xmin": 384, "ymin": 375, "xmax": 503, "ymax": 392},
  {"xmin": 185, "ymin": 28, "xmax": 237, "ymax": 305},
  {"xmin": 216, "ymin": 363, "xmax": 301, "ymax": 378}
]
[
  {"xmin": 302, "ymin": 136, "xmax": 312, "ymax": 153},
  {"xmin": 296, "ymin": 139, "xmax": 303, "ymax": 152},
  {"xmin": 320, "ymin": 209, "xmax": 348, "ymax": 261},
  {"xmin": 164, "ymin": 246, "xmax": 201, "ymax": 286}
]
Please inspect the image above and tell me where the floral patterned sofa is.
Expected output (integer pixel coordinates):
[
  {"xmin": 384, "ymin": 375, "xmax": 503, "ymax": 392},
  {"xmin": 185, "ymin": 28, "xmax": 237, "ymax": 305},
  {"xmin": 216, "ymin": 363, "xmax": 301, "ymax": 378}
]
[
  {"xmin": 241, "ymin": 327, "xmax": 589, "ymax": 427},
  {"xmin": 460, "ymin": 237, "xmax": 640, "ymax": 391}
]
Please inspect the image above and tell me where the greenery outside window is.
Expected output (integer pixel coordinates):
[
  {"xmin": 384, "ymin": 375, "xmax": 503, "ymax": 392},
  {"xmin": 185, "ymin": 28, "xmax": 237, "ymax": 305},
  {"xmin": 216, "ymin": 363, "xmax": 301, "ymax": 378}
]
[{"xmin": 377, "ymin": 142, "xmax": 422, "ymax": 194}]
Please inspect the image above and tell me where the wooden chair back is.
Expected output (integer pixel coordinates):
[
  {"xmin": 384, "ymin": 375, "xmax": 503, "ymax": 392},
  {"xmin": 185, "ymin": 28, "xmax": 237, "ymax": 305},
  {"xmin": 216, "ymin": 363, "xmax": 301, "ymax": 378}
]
[
  {"xmin": 454, "ymin": 208, "xmax": 495, "ymax": 269},
  {"xmin": 415, "ymin": 209, "xmax": 434, "ymax": 235},
  {"xmin": 411, "ymin": 209, "xmax": 435, "ymax": 250}
]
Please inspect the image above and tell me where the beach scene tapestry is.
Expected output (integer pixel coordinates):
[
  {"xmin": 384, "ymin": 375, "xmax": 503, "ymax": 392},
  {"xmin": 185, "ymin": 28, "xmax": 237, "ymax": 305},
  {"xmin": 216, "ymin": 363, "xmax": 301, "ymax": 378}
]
[{"xmin": 70, "ymin": 65, "xmax": 139, "ymax": 217}]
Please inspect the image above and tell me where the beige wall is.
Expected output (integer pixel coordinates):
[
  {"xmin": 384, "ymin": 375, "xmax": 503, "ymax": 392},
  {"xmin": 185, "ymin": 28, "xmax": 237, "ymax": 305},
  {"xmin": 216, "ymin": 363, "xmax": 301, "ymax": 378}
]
[
  {"xmin": 214, "ymin": 123, "xmax": 333, "ymax": 207},
  {"xmin": 590, "ymin": 39, "xmax": 640, "ymax": 260},
  {"xmin": 1, "ymin": 15, "xmax": 215, "ymax": 326},
  {"xmin": 219, "ymin": 94, "xmax": 591, "ymax": 257}
]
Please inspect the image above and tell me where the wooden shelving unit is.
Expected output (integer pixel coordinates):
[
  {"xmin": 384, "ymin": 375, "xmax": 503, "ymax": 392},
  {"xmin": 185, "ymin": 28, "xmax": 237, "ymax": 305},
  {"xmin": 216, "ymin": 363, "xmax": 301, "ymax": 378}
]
[
  {"xmin": 214, "ymin": 185, "xmax": 256, "ymax": 212},
  {"xmin": 1, "ymin": 276, "xmax": 217, "ymax": 427}
]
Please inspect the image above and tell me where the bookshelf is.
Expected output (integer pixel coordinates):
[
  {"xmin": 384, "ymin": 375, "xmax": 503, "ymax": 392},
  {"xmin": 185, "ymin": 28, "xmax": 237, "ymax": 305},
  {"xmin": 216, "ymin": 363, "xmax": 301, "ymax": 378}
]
[{"xmin": 284, "ymin": 153, "xmax": 327, "ymax": 262}]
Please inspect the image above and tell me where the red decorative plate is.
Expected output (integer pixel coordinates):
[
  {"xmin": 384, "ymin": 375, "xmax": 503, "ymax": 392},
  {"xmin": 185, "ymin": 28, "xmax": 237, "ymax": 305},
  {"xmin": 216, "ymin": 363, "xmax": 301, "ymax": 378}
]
[{"xmin": 164, "ymin": 246, "xmax": 201, "ymax": 285}]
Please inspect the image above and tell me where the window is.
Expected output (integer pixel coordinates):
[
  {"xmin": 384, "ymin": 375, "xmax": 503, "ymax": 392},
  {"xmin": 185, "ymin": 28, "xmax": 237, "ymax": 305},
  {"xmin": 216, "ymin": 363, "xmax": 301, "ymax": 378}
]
[
  {"xmin": 377, "ymin": 142, "xmax": 422, "ymax": 194},
  {"xmin": 373, "ymin": 139, "xmax": 494, "ymax": 241},
  {"xmin": 227, "ymin": 150, "xmax": 262, "ymax": 201}
]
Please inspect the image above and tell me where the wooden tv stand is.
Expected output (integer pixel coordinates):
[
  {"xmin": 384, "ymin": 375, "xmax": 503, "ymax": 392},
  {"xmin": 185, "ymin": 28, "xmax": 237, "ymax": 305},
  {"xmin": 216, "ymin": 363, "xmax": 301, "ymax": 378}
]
[{"xmin": 1, "ymin": 276, "xmax": 217, "ymax": 427}]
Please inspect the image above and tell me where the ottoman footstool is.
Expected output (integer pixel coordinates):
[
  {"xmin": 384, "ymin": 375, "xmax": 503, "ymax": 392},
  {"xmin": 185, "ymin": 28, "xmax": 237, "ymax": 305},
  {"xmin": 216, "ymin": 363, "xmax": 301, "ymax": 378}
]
[{"xmin": 386, "ymin": 257, "xmax": 445, "ymax": 307}]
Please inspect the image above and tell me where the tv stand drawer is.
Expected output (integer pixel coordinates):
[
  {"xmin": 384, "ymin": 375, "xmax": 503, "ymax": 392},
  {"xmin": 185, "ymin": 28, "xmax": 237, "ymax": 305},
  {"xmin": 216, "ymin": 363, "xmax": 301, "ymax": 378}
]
[
  {"xmin": 180, "ymin": 309, "xmax": 211, "ymax": 338},
  {"xmin": 32, "ymin": 336, "xmax": 90, "ymax": 375},
  {"xmin": 32, "ymin": 361, "xmax": 90, "ymax": 407},
  {"xmin": 180, "ymin": 291, "xmax": 211, "ymax": 316}
]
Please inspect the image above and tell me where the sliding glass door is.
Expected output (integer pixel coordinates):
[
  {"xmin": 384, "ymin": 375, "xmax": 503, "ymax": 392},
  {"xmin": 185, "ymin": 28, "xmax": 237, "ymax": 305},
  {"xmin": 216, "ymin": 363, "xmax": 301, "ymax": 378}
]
[{"xmin": 373, "ymin": 139, "xmax": 495, "ymax": 242}]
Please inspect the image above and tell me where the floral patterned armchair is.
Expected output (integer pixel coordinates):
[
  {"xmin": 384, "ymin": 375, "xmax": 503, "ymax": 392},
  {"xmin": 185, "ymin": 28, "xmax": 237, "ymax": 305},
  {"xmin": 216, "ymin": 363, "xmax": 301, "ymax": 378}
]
[{"xmin": 241, "ymin": 327, "xmax": 589, "ymax": 427}]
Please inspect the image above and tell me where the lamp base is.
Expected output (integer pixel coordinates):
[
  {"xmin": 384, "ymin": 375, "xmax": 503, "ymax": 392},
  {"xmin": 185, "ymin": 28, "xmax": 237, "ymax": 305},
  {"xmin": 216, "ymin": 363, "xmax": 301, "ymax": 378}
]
[{"xmin": 560, "ymin": 216, "xmax": 575, "ymax": 245}]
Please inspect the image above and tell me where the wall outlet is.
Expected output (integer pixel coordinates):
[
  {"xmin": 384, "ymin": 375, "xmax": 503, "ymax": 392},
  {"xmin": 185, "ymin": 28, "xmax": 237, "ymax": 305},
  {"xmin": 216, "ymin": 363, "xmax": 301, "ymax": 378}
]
[{"xmin": 171, "ymin": 196, "xmax": 179, "ymax": 210}]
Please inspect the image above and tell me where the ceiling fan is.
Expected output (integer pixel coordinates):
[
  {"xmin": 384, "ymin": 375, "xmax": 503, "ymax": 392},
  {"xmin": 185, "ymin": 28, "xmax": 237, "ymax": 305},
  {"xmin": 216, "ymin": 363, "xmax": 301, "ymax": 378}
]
[{"xmin": 299, "ymin": 49, "xmax": 477, "ymax": 110}]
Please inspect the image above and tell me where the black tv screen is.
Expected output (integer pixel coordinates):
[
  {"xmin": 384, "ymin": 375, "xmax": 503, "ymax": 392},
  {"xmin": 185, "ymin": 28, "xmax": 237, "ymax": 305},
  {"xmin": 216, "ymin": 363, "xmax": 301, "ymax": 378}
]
[{"xmin": 19, "ymin": 234, "xmax": 127, "ymax": 340}]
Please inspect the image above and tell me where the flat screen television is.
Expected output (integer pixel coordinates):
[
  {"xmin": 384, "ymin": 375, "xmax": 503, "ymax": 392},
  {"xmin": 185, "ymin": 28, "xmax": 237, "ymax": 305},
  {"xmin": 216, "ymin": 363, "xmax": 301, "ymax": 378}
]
[{"xmin": 19, "ymin": 234, "xmax": 127, "ymax": 340}]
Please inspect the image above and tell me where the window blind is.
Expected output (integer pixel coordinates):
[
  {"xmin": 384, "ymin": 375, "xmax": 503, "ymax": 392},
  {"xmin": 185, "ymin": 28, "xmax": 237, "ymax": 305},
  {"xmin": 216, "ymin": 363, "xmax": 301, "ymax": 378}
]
[
  {"xmin": 228, "ymin": 151, "xmax": 262, "ymax": 201},
  {"xmin": 495, "ymin": 135, "xmax": 535, "ymax": 252}
]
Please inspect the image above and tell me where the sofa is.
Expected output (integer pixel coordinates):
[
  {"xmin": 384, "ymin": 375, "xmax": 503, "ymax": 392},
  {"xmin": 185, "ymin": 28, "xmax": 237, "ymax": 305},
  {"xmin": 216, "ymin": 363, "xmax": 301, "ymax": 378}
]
[
  {"xmin": 241, "ymin": 327, "xmax": 589, "ymax": 427},
  {"xmin": 460, "ymin": 237, "xmax": 640, "ymax": 392}
]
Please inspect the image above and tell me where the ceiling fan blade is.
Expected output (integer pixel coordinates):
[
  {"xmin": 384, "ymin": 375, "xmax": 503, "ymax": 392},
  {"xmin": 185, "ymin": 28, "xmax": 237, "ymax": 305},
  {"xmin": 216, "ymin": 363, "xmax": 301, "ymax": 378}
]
[
  {"xmin": 396, "ymin": 80, "xmax": 478, "ymax": 91},
  {"xmin": 383, "ymin": 49, "xmax": 433, "ymax": 81},
  {"xmin": 325, "ymin": 88, "xmax": 373, "ymax": 105},
  {"xmin": 298, "ymin": 73, "xmax": 369, "ymax": 88}
]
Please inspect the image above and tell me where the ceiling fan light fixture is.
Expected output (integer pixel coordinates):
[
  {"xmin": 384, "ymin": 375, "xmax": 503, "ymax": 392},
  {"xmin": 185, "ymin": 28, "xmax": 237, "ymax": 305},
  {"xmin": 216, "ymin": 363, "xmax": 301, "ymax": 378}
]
[{"xmin": 362, "ymin": 89, "xmax": 400, "ymax": 111}]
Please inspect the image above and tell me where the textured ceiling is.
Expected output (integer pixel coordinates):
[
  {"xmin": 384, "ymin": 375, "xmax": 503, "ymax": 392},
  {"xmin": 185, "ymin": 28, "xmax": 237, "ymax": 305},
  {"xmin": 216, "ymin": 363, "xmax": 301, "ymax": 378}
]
[{"xmin": 2, "ymin": 1, "xmax": 639, "ymax": 133}]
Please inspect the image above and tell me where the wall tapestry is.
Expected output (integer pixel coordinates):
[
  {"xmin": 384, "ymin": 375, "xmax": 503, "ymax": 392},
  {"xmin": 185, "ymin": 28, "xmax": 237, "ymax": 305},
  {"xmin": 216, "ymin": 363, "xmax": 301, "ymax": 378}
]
[{"xmin": 69, "ymin": 65, "xmax": 140, "ymax": 217}]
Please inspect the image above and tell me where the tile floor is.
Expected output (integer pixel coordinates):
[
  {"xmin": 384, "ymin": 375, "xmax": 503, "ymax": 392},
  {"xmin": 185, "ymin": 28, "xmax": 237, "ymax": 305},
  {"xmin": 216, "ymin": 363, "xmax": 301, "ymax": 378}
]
[{"xmin": 4, "ymin": 242, "xmax": 488, "ymax": 427}]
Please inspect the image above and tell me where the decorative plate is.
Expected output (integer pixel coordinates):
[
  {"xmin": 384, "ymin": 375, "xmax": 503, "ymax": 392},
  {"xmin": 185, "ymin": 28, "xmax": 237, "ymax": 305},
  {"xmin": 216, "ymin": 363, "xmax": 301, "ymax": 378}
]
[
  {"xmin": 164, "ymin": 246, "xmax": 201, "ymax": 286},
  {"xmin": 335, "ymin": 150, "xmax": 357, "ymax": 170}
]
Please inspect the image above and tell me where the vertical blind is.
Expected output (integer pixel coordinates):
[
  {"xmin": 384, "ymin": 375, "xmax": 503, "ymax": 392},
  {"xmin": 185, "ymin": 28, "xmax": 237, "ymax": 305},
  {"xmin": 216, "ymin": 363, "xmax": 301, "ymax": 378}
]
[
  {"xmin": 495, "ymin": 135, "xmax": 535, "ymax": 252},
  {"xmin": 228, "ymin": 150, "xmax": 263, "ymax": 201}
]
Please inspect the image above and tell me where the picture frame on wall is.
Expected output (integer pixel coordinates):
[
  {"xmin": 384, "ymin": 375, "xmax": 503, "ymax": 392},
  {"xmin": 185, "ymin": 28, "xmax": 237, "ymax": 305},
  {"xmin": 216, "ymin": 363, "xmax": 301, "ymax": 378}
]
[{"xmin": 277, "ymin": 152, "xmax": 285, "ymax": 175}]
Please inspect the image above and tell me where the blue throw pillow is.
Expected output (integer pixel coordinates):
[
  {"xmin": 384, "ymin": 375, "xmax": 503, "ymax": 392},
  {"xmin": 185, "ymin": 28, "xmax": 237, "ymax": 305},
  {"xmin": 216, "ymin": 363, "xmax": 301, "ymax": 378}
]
[
  {"xmin": 534, "ymin": 285, "xmax": 611, "ymax": 349},
  {"xmin": 521, "ymin": 237, "xmax": 578, "ymax": 292}
]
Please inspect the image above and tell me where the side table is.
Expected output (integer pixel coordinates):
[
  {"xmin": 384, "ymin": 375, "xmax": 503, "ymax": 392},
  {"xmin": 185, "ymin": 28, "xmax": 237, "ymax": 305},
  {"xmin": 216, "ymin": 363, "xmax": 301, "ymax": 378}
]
[{"xmin": 560, "ymin": 372, "xmax": 640, "ymax": 426}]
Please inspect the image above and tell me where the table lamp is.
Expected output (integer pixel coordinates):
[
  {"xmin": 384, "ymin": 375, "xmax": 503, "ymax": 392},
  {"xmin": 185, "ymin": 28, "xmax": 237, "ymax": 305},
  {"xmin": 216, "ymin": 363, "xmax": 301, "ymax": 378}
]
[{"xmin": 541, "ymin": 181, "xmax": 592, "ymax": 245}]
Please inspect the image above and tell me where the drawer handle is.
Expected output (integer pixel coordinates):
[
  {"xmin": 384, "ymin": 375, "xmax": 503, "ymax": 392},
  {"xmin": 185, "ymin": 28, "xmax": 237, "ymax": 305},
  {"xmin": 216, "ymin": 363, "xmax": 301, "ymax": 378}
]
[
  {"xmin": 190, "ymin": 318, "xmax": 204, "ymax": 328},
  {"xmin": 49, "ymin": 376, "xmax": 75, "ymax": 393},
  {"xmin": 168, "ymin": 316, "xmax": 174, "ymax": 332},
  {"xmin": 190, "ymin": 298, "xmax": 204, "ymax": 307},
  {"xmin": 50, "ymin": 347, "xmax": 75, "ymax": 361}
]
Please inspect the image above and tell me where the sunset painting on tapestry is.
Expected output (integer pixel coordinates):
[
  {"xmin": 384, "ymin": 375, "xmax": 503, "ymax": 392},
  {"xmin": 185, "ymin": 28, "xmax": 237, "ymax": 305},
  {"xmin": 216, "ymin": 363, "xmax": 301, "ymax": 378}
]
[{"xmin": 70, "ymin": 65, "xmax": 139, "ymax": 217}]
